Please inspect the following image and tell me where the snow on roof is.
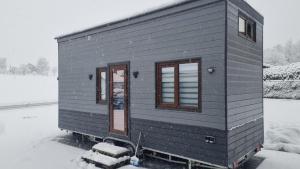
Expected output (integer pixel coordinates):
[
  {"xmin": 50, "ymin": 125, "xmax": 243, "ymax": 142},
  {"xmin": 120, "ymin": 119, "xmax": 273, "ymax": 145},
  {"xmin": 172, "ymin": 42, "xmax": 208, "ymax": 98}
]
[{"xmin": 55, "ymin": 0, "xmax": 192, "ymax": 39}]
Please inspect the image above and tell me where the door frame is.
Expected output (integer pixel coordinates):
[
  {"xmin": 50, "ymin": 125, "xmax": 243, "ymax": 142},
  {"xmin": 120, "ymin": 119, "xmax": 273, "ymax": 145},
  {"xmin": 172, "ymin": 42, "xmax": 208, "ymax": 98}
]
[{"xmin": 108, "ymin": 62, "xmax": 130, "ymax": 138}]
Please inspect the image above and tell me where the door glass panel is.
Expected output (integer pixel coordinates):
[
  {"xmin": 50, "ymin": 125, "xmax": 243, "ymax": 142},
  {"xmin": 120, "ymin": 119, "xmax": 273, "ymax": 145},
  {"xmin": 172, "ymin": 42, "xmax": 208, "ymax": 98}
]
[{"xmin": 112, "ymin": 69, "xmax": 125, "ymax": 131}]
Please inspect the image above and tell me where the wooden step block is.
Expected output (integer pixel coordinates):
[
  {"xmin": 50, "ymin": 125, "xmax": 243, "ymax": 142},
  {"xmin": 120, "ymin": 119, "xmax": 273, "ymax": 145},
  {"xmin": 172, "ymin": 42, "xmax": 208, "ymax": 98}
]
[
  {"xmin": 82, "ymin": 150, "xmax": 130, "ymax": 169},
  {"xmin": 92, "ymin": 142, "xmax": 130, "ymax": 158}
]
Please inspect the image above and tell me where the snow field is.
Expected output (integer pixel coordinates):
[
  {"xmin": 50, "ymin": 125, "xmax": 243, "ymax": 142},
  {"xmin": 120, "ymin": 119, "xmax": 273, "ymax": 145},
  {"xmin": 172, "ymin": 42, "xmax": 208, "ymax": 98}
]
[
  {"xmin": 0, "ymin": 99, "xmax": 300, "ymax": 168},
  {"xmin": 0, "ymin": 75, "xmax": 58, "ymax": 106},
  {"xmin": 264, "ymin": 99, "xmax": 300, "ymax": 154}
]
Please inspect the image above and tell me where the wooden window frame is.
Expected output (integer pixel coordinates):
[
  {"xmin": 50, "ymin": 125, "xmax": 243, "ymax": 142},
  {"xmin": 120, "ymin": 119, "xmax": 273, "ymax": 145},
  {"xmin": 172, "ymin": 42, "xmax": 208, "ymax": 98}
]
[
  {"xmin": 238, "ymin": 12, "xmax": 256, "ymax": 42},
  {"xmin": 96, "ymin": 67, "xmax": 107, "ymax": 104},
  {"xmin": 156, "ymin": 58, "xmax": 201, "ymax": 112}
]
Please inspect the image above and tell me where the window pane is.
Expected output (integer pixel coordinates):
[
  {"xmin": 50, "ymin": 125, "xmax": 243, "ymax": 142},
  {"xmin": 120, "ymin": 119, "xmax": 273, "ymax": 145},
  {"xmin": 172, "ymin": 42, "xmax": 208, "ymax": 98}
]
[
  {"xmin": 161, "ymin": 67, "xmax": 175, "ymax": 103},
  {"xmin": 101, "ymin": 71, "xmax": 106, "ymax": 100},
  {"xmin": 239, "ymin": 17, "xmax": 246, "ymax": 34},
  {"xmin": 179, "ymin": 63, "xmax": 198, "ymax": 107},
  {"xmin": 247, "ymin": 22, "xmax": 252, "ymax": 38}
]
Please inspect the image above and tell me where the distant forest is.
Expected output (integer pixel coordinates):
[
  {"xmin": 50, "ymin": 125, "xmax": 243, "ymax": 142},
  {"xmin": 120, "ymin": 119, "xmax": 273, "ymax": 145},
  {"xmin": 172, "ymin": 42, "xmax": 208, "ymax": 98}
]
[
  {"xmin": 0, "ymin": 57, "xmax": 57, "ymax": 76},
  {"xmin": 264, "ymin": 40, "xmax": 300, "ymax": 66}
]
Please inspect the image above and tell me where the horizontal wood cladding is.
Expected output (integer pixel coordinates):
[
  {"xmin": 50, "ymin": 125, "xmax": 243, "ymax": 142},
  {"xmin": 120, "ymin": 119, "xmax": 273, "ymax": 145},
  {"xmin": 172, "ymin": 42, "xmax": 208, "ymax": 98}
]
[
  {"xmin": 57, "ymin": 0, "xmax": 224, "ymax": 41},
  {"xmin": 226, "ymin": 1, "xmax": 264, "ymax": 167},
  {"xmin": 227, "ymin": 118, "xmax": 263, "ymax": 165},
  {"xmin": 58, "ymin": 0, "xmax": 227, "ymax": 130},
  {"xmin": 226, "ymin": 1, "xmax": 263, "ymax": 129},
  {"xmin": 228, "ymin": 0, "xmax": 263, "ymax": 24},
  {"xmin": 131, "ymin": 118, "xmax": 227, "ymax": 167},
  {"xmin": 59, "ymin": 109, "xmax": 108, "ymax": 137}
]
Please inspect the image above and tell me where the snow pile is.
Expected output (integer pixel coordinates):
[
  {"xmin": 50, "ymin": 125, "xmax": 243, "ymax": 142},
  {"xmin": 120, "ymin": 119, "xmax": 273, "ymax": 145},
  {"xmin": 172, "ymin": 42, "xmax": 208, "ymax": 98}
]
[
  {"xmin": 264, "ymin": 80, "xmax": 300, "ymax": 99},
  {"xmin": 0, "ymin": 75, "xmax": 57, "ymax": 106},
  {"xmin": 264, "ymin": 62, "xmax": 300, "ymax": 80},
  {"xmin": 77, "ymin": 160, "xmax": 101, "ymax": 169},
  {"xmin": 255, "ymin": 150, "xmax": 300, "ymax": 169},
  {"xmin": 264, "ymin": 124, "xmax": 300, "ymax": 154},
  {"xmin": 264, "ymin": 99, "xmax": 300, "ymax": 154}
]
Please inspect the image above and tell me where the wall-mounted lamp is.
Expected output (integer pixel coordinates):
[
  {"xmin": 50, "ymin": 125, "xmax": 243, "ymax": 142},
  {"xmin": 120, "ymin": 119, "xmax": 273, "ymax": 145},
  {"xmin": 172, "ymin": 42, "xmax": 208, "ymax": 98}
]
[
  {"xmin": 133, "ymin": 71, "xmax": 139, "ymax": 78},
  {"xmin": 57, "ymin": 77, "xmax": 59, "ymax": 80},
  {"xmin": 207, "ymin": 67, "xmax": 216, "ymax": 74},
  {"xmin": 89, "ymin": 74, "xmax": 93, "ymax": 80}
]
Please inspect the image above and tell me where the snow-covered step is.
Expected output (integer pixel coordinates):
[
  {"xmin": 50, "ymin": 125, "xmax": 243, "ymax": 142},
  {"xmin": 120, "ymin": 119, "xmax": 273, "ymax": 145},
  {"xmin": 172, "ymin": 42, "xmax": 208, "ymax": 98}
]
[
  {"xmin": 92, "ymin": 142, "xmax": 130, "ymax": 158},
  {"xmin": 118, "ymin": 165, "xmax": 146, "ymax": 169},
  {"xmin": 82, "ymin": 150, "xmax": 130, "ymax": 169}
]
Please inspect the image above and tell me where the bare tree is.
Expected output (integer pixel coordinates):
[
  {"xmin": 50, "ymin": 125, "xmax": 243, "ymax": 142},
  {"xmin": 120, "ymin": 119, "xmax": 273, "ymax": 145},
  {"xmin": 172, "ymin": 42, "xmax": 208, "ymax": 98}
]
[
  {"xmin": 0, "ymin": 58, "xmax": 7, "ymax": 74},
  {"xmin": 36, "ymin": 58, "xmax": 50, "ymax": 75},
  {"xmin": 51, "ymin": 66, "xmax": 58, "ymax": 76},
  {"xmin": 8, "ymin": 66, "xmax": 17, "ymax": 74}
]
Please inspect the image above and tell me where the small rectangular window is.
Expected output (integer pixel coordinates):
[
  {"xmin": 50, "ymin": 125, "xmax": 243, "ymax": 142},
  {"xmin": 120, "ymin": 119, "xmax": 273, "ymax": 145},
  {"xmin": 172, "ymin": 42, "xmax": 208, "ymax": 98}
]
[
  {"xmin": 239, "ymin": 17, "xmax": 246, "ymax": 34},
  {"xmin": 156, "ymin": 59, "xmax": 201, "ymax": 112},
  {"xmin": 96, "ymin": 67, "xmax": 107, "ymax": 103},
  {"xmin": 238, "ymin": 13, "xmax": 256, "ymax": 42}
]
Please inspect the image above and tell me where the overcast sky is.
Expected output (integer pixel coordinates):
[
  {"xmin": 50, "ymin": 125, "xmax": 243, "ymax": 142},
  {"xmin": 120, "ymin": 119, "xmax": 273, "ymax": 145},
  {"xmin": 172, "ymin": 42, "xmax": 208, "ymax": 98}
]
[{"xmin": 1, "ymin": 0, "xmax": 300, "ymax": 66}]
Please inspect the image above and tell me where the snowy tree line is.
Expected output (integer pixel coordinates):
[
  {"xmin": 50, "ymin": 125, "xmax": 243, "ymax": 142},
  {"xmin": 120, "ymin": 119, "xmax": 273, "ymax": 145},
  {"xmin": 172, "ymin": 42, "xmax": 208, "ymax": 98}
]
[
  {"xmin": 264, "ymin": 40, "xmax": 300, "ymax": 66},
  {"xmin": 0, "ymin": 57, "xmax": 57, "ymax": 76}
]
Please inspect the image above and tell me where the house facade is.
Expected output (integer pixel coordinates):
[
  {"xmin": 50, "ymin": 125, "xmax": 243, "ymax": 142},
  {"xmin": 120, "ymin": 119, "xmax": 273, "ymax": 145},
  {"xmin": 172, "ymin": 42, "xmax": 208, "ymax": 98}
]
[{"xmin": 56, "ymin": 0, "xmax": 264, "ymax": 168}]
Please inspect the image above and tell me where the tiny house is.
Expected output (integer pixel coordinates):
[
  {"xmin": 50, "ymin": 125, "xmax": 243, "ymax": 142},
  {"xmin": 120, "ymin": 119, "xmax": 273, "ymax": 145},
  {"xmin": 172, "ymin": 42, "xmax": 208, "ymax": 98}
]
[{"xmin": 55, "ymin": 0, "xmax": 264, "ymax": 168}]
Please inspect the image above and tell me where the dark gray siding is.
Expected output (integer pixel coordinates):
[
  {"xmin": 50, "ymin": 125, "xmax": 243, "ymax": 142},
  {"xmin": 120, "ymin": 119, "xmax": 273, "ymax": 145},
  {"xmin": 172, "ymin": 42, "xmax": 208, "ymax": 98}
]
[
  {"xmin": 226, "ymin": 0, "xmax": 263, "ymax": 130},
  {"xmin": 226, "ymin": 0, "xmax": 264, "ymax": 166},
  {"xmin": 59, "ymin": 109, "xmax": 108, "ymax": 137},
  {"xmin": 227, "ymin": 118, "xmax": 264, "ymax": 166},
  {"xmin": 131, "ymin": 118, "xmax": 227, "ymax": 167},
  {"xmin": 58, "ymin": 0, "xmax": 227, "ymax": 130}
]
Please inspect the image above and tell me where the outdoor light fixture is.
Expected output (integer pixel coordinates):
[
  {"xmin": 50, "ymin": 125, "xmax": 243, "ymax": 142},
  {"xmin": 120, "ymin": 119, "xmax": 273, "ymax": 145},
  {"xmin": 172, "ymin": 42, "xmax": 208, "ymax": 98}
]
[
  {"xmin": 207, "ymin": 67, "xmax": 216, "ymax": 74},
  {"xmin": 133, "ymin": 71, "xmax": 139, "ymax": 78},
  {"xmin": 89, "ymin": 74, "xmax": 93, "ymax": 80}
]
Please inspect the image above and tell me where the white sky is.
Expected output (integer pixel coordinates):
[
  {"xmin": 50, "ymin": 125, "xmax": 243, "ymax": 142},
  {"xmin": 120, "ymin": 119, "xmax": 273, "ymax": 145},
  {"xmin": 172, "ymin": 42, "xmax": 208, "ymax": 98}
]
[{"xmin": 1, "ymin": 0, "xmax": 299, "ymax": 66}]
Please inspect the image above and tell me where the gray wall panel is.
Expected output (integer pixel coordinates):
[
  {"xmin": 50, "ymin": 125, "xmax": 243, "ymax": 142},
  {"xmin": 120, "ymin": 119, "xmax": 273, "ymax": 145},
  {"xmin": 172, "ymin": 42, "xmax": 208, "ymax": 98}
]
[
  {"xmin": 59, "ymin": 109, "xmax": 108, "ymax": 137},
  {"xmin": 226, "ymin": 0, "xmax": 263, "ymax": 129},
  {"xmin": 58, "ymin": 0, "xmax": 227, "ymax": 130},
  {"xmin": 226, "ymin": 1, "xmax": 264, "ymax": 166},
  {"xmin": 131, "ymin": 118, "xmax": 227, "ymax": 167}
]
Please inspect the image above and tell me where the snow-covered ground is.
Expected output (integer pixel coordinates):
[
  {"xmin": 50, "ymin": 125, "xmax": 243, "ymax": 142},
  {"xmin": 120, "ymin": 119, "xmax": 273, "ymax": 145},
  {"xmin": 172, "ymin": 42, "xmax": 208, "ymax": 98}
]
[
  {"xmin": 0, "ymin": 105, "xmax": 83, "ymax": 169},
  {"xmin": 0, "ymin": 99, "xmax": 300, "ymax": 169},
  {"xmin": 0, "ymin": 75, "xmax": 58, "ymax": 106},
  {"xmin": 264, "ymin": 99, "xmax": 300, "ymax": 154}
]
